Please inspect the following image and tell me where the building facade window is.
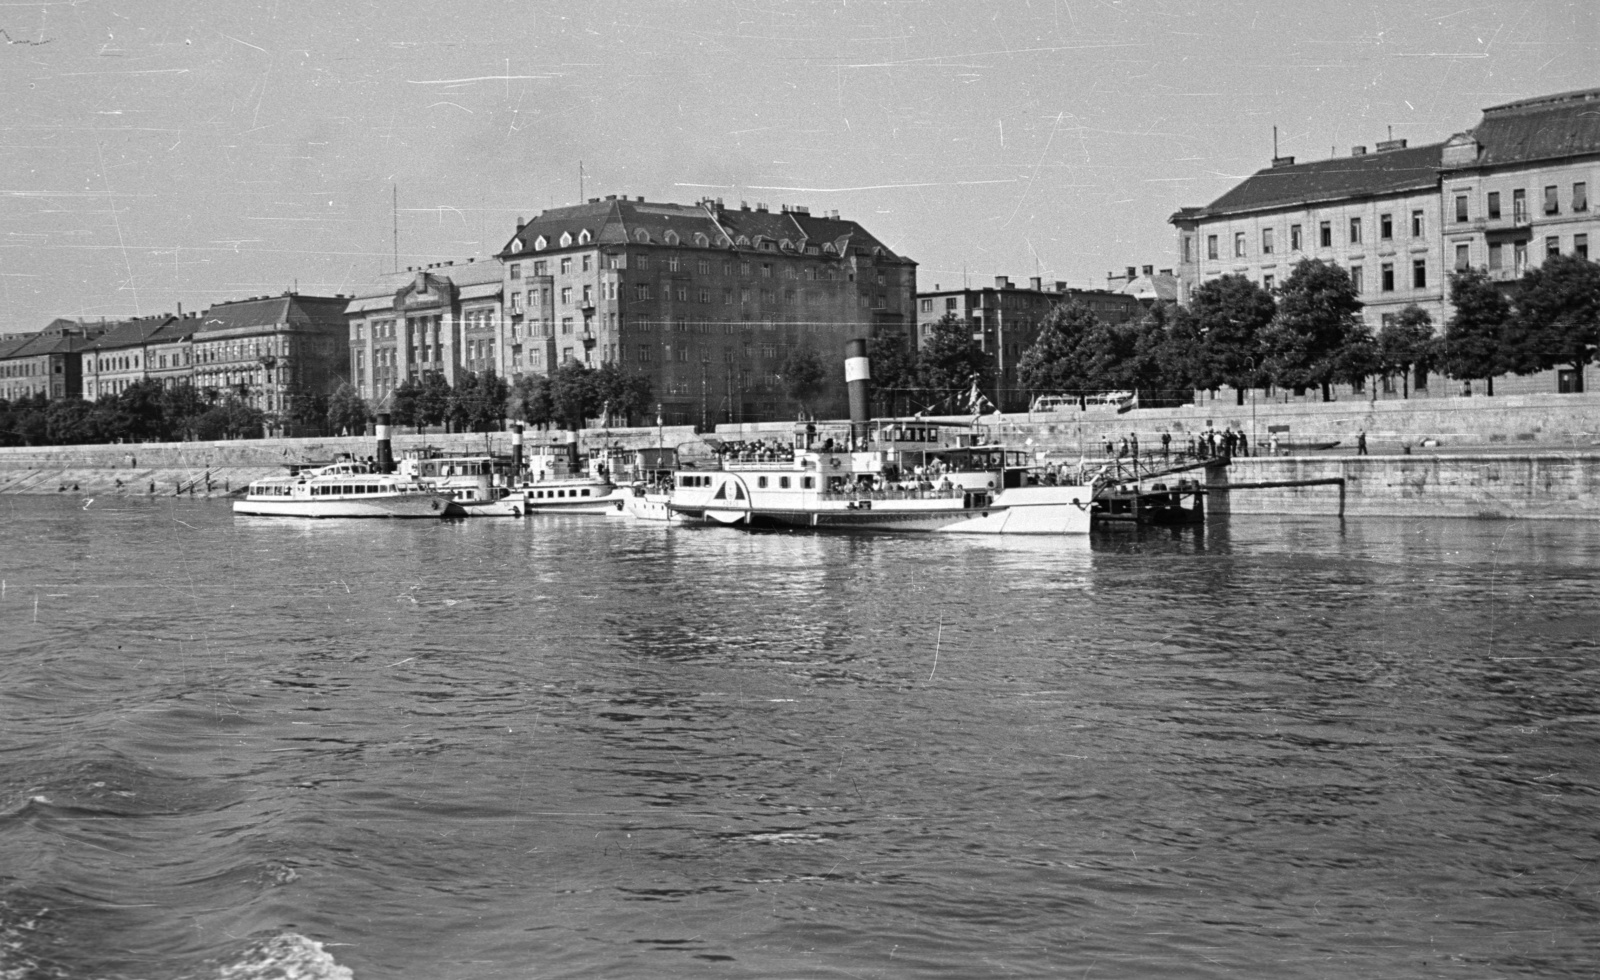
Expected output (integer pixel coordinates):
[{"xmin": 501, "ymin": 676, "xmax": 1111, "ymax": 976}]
[
  {"xmin": 1290, "ymin": 224, "xmax": 1303, "ymax": 251},
  {"xmin": 1183, "ymin": 236, "xmax": 1193, "ymax": 262},
  {"xmin": 560, "ymin": 257, "xmax": 572, "ymax": 274},
  {"xmin": 509, "ymin": 263, "xmax": 521, "ymax": 280},
  {"xmin": 1411, "ymin": 210, "xmax": 1424, "ymax": 237},
  {"xmin": 1455, "ymin": 244, "xmax": 1470, "ymax": 270},
  {"xmin": 1412, "ymin": 259, "xmax": 1426, "ymax": 289},
  {"xmin": 1234, "ymin": 232, "xmax": 1246, "ymax": 258},
  {"xmin": 1488, "ymin": 242, "xmax": 1503, "ymax": 270},
  {"xmin": 1381, "ymin": 262, "xmax": 1395, "ymax": 292},
  {"xmin": 1455, "ymin": 195, "xmax": 1468, "ymax": 223},
  {"xmin": 1349, "ymin": 217, "xmax": 1362, "ymax": 243},
  {"xmin": 1576, "ymin": 234, "xmax": 1589, "ymax": 260},
  {"xmin": 1207, "ymin": 235, "xmax": 1218, "ymax": 260},
  {"xmin": 1380, "ymin": 214, "xmax": 1393, "ymax": 240},
  {"xmin": 1513, "ymin": 189, "xmax": 1527, "ymax": 222},
  {"xmin": 1350, "ymin": 265, "xmax": 1363, "ymax": 293},
  {"xmin": 1544, "ymin": 185, "xmax": 1560, "ymax": 215},
  {"xmin": 1547, "ymin": 235, "xmax": 1561, "ymax": 258},
  {"xmin": 1575, "ymin": 182, "xmax": 1589, "ymax": 212},
  {"xmin": 1262, "ymin": 273, "xmax": 1274, "ymax": 292},
  {"xmin": 1319, "ymin": 221, "xmax": 1332, "ymax": 248},
  {"xmin": 1262, "ymin": 227, "xmax": 1274, "ymax": 254},
  {"xmin": 1487, "ymin": 191, "xmax": 1501, "ymax": 220}
]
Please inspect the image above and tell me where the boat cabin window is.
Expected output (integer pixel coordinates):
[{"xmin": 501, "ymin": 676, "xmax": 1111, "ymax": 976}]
[
  {"xmin": 802, "ymin": 476, "xmax": 815, "ymax": 489},
  {"xmin": 778, "ymin": 476, "xmax": 790, "ymax": 489},
  {"xmin": 757, "ymin": 476, "xmax": 768, "ymax": 488},
  {"xmin": 679, "ymin": 475, "xmax": 711, "ymax": 488},
  {"xmin": 581, "ymin": 489, "xmax": 590, "ymax": 497}
]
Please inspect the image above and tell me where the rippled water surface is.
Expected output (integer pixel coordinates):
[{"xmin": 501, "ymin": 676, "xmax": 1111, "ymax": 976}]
[{"xmin": 2, "ymin": 495, "xmax": 1598, "ymax": 979}]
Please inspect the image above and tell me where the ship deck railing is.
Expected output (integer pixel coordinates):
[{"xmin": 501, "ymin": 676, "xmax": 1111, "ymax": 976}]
[{"xmin": 818, "ymin": 487, "xmax": 965, "ymax": 503}]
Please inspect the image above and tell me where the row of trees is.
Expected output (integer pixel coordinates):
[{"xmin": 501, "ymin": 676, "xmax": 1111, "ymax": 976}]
[
  {"xmin": 0, "ymin": 380, "xmax": 273, "ymax": 447},
  {"xmin": 881, "ymin": 255, "xmax": 1599, "ymax": 413}
]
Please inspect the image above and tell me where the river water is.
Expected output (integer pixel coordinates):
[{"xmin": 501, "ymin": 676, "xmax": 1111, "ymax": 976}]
[{"xmin": 1, "ymin": 495, "xmax": 1597, "ymax": 979}]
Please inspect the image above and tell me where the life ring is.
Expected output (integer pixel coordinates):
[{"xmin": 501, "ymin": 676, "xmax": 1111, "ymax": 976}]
[{"xmin": 830, "ymin": 457, "xmax": 840, "ymax": 467}]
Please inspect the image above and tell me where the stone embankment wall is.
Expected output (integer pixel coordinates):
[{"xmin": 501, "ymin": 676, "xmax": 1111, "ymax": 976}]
[
  {"xmin": 1206, "ymin": 454, "xmax": 1600, "ymax": 521},
  {"xmin": 0, "ymin": 426, "xmax": 700, "ymax": 498}
]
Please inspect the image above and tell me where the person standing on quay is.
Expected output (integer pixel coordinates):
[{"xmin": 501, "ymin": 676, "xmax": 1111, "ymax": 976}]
[
  {"xmin": 1129, "ymin": 432, "xmax": 1139, "ymax": 462},
  {"xmin": 1161, "ymin": 431, "xmax": 1171, "ymax": 461},
  {"xmin": 1357, "ymin": 431, "xmax": 1368, "ymax": 455}
]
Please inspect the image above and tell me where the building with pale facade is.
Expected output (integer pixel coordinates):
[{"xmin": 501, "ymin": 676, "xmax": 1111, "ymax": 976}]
[
  {"xmin": 1172, "ymin": 86, "xmax": 1600, "ymax": 398},
  {"xmin": 497, "ymin": 195, "xmax": 916, "ymax": 425},
  {"xmin": 344, "ymin": 259, "xmax": 505, "ymax": 407},
  {"xmin": 81, "ymin": 314, "xmax": 199, "ymax": 400},
  {"xmin": 0, "ymin": 319, "xmax": 105, "ymax": 402}
]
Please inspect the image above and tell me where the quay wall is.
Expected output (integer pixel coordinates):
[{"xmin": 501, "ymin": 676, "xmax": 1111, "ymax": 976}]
[
  {"xmin": 0, "ymin": 426, "xmax": 700, "ymax": 498},
  {"xmin": 1204, "ymin": 454, "xmax": 1600, "ymax": 521}
]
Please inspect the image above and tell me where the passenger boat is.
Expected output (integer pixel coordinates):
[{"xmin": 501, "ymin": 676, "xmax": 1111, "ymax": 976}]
[
  {"xmin": 399, "ymin": 451, "xmax": 523, "ymax": 517},
  {"xmin": 233, "ymin": 458, "xmax": 451, "ymax": 519},
  {"xmin": 666, "ymin": 420, "xmax": 1094, "ymax": 535}
]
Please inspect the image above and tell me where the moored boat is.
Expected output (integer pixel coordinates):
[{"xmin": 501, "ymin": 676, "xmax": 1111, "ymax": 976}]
[
  {"xmin": 667, "ymin": 419, "xmax": 1093, "ymax": 534},
  {"xmin": 233, "ymin": 457, "xmax": 451, "ymax": 519}
]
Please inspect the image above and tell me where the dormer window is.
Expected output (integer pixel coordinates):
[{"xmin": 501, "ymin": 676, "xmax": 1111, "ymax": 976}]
[
  {"xmin": 735, "ymin": 235, "xmax": 750, "ymax": 246},
  {"xmin": 664, "ymin": 230, "xmax": 680, "ymax": 246},
  {"xmin": 634, "ymin": 229, "xmax": 650, "ymax": 243},
  {"xmin": 694, "ymin": 232, "xmax": 709, "ymax": 247},
  {"xmin": 559, "ymin": 231, "xmax": 573, "ymax": 247},
  {"xmin": 779, "ymin": 238, "xmax": 792, "ymax": 251},
  {"xmin": 577, "ymin": 228, "xmax": 592, "ymax": 244},
  {"xmin": 533, "ymin": 235, "xmax": 547, "ymax": 251}
]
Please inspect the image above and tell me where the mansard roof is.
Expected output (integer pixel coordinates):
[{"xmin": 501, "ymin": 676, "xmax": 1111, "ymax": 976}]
[
  {"xmin": 1450, "ymin": 87, "xmax": 1600, "ymax": 169},
  {"xmin": 1181, "ymin": 143, "xmax": 1443, "ymax": 221},
  {"xmin": 84, "ymin": 314, "xmax": 180, "ymax": 351},
  {"xmin": 497, "ymin": 196, "xmax": 912, "ymax": 264},
  {"xmin": 197, "ymin": 293, "xmax": 349, "ymax": 334}
]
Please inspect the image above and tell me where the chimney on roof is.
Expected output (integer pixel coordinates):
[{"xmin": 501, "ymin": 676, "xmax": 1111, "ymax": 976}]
[
  {"xmin": 756, "ymin": 202, "xmax": 767, "ymax": 212},
  {"xmin": 1271, "ymin": 155, "xmax": 1296, "ymax": 168},
  {"xmin": 588, "ymin": 197, "xmax": 599, "ymax": 203},
  {"xmin": 1351, "ymin": 145, "xmax": 1368, "ymax": 156},
  {"xmin": 635, "ymin": 196, "xmax": 644, "ymax": 202},
  {"xmin": 741, "ymin": 201, "xmax": 750, "ymax": 210},
  {"xmin": 1159, "ymin": 268, "xmax": 1172, "ymax": 276},
  {"xmin": 516, "ymin": 217, "xmax": 525, "ymax": 231},
  {"xmin": 1126, "ymin": 266, "xmax": 1137, "ymax": 279},
  {"xmin": 794, "ymin": 205, "xmax": 809, "ymax": 215},
  {"xmin": 1029, "ymin": 276, "xmax": 1042, "ymax": 291},
  {"xmin": 1055, "ymin": 281, "xmax": 1068, "ymax": 292},
  {"xmin": 1375, "ymin": 138, "xmax": 1408, "ymax": 152},
  {"xmin": 994, "ymin": 275, "xmax": 1011, "ymax": 289}
]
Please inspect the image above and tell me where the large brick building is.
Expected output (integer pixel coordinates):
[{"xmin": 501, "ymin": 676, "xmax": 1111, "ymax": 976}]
[
  {"xmin": 192, "ymin": 293, "xmax": 351, "ymax": 426},
  {"xmin": 496, "ymin": 196, "xmax": 916, "ymax": 425}
]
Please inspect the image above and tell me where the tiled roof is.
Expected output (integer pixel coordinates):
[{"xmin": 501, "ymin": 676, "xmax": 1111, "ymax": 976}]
[
  {"xmin": 497, "ymin": 197, "xmax": 911, "ymax": 263},
  {"xmin": 198, "ymin": 293, "xmax": 348, "ymax": 334},
  {"xmin": 1183, "ymin": 143, "xmax": 1443, "ymax": 219},
  {"xmin": 1460, "ymin": 87, "xmax": 1600, "ymax": 168},
  {"xmin": 84, "ymin": 314, "xmax": 179, "ymax": 351},
  {"xmin": 1, "ymin": 330, "xmax": 90, "ymax": 359}
]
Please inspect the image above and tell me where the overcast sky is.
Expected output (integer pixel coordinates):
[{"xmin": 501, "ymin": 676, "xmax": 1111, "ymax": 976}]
[{"xmin": 2, "ymin": 0, "xmax": 1594, "ymax": 331}]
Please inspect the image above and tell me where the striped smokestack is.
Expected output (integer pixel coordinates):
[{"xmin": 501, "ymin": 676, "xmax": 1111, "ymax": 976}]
[
  {"xmin": 844, "ymin": 338, "xmax": 870, "ymax": 448},
  {"xmin": 511, "ymin": 423, "xmax": 524, "ymax": 479},
  {"xmin": 375, "ymin": 413, "xmax": 394, "ymax": 473}
]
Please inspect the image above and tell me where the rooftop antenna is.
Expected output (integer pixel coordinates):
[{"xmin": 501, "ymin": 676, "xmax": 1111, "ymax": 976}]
[
  {"xmin": 1388, "ymin": 125, "xmax": 1394, "ymax": 141},
  {"xmin": 579, "ymin": 160, "xmax": 585, "ymax": 202},
  {"xmin": 392, "ymin": 184, "xmax": 399, "ymax": 274},
  {"xmin": 1273, "ymin": 125, "xmax": 1278, "ymax": 158}
]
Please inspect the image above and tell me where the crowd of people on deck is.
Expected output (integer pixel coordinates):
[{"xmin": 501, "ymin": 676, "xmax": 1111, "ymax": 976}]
[{"xmin": 713, "ymin": 438, "xmax": 796, "ymax": 463}]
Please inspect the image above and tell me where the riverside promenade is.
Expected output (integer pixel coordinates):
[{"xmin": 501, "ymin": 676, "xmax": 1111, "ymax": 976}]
[{"xmin": 2, "ymin": 394, "xmax": 1597, "ymax": 519}]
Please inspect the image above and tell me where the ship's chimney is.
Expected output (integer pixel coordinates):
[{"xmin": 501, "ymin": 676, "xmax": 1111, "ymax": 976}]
[
  {"xmin": 844, "ymin": 338, "xmax": 871, "ymax": 449},
  {"xmin": 375, "ymin": 413, "xmax": 395, "ymax": 473},
  {"xmin": 564, "ymin": 430, "xmax": 579, "ymax": 475},
  {"xmin": 511, "ymin": 423, "xmax": 524, "ymax": 480}
]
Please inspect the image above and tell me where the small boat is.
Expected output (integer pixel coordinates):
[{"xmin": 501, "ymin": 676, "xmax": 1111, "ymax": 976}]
[
  {"xmin": 233, "ymin": 458, "xmax": 451, "ymax": 519},
  {"xmin": 666, "ymin": 420, "xmax": 1093, "ymax": 535}
]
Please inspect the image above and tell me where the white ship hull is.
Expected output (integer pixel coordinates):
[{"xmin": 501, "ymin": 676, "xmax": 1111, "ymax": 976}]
[
  {"xmin": 674, "ymin": 483, "xmax": 1093, "ymax": 535},
  {"xmin": 233, "ymin": 493, "xmax": 449, "ymax": 519}
]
